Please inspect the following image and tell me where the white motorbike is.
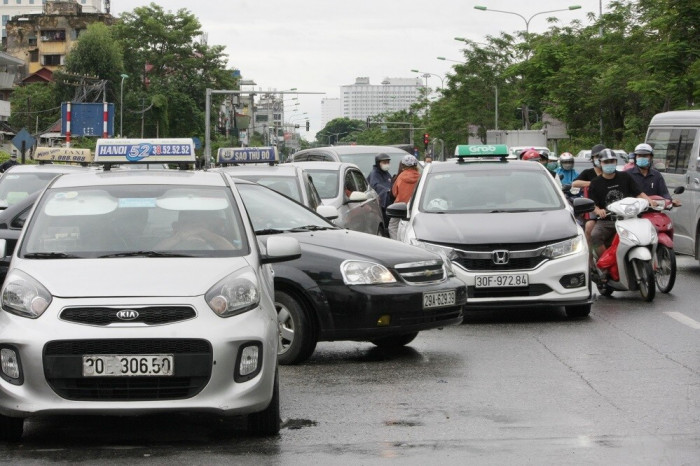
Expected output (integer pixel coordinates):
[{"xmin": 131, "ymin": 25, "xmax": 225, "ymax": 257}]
[{"xmin": 592, "ymin": 198, "xmax": 658, "ymax": 301}]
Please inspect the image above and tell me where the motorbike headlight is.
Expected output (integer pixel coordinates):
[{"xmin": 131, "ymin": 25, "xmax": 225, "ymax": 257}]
[
  {"xmin": 616, "ymin": 225, "xmax": 640, "ymax": 245},
  {"xmin": 543, "ymin": 235, "xmax": 584, "ymax": 259},
  {"xmin": 2, "ymin": 269, "xmax": 52, "ymax": 319},
  {"xmin": 341, "ymin": 260, "xmax": 396, "ymax": 285},
  {"xmin": 409, "ymin": 239, "xmax": 457, "ymax": 277},
  {"xmin": 205, "ymin": 269, "xmax": 260, "ymax": 318}
]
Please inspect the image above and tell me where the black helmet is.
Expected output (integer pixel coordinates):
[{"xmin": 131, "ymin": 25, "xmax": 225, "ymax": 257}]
[
  {"xmin": 375, "ymin": 153, "xmax": 391, "ymax": 165},
  {"xmin": 591, "ymin": 144, "xmax": 605, "ymax": 159},
  {"xmin": 598, "ymin": 148, "xmax": 616, "ymax": 161}
]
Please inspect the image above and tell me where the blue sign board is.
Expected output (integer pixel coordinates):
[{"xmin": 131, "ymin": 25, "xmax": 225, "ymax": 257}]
[
  {"xmin": 61, "ymin": 102, "xmax": 115, "ymax": 137},
  {"xmin": 217, "ymin": 147, "xmax": 278, "ymax": 164},
  {"xmin": 94, "ymin": 138, "xmax": 196, "ymax": 163},
  {"xmin": 12, "ymin": 128, "xmax": 35, "ymax": 151}
]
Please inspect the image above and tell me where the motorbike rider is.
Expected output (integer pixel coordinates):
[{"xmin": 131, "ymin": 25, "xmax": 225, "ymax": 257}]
[
  {"xmin": 367, "ymin": 153, "xmax": 394, "ymax": 228},
  {"xmin": 627, "ymin": 143, "xmax": 681, "ymax": 207},
  {"xmin": 521, "ymin": 149, "xmax": 562, "ymax": 188},
  {"xmin": 573, "ymin": 144, "xmax": 605, "ymax": 247},
  {"xmin": 589, "ymin": 148, "xmax": 653, "ymax": 259},
  {"xmin": 556, "ymin": 152, "xmax": 579, "ymax": 185}
]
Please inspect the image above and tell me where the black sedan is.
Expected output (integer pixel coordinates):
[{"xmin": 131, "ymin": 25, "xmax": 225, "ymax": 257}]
[
  {"xmin": 0, "ymin": 192, "xmax": 39, "ymax": 285},
  {"xmin": 233, "ymin": 179, "xmax": 466, "ymax": 364}
]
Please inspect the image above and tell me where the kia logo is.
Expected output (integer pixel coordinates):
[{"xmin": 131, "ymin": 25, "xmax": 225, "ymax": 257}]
[
  {"xmin": 116, "ymin": 310, "xmax": 140, "ymax": 321},
  {"xmin": 492, "ymin": 250, "xmax": 510, "ymax": 265}
]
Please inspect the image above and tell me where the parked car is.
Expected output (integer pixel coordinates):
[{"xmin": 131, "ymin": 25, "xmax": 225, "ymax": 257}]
[
  {"xmin": 645, "ymin": 110, "xmax": 700, "ymax": 263},
  {"xmin": 388, "ymin": 144, "xmax": 595, "ymax": 318},
  {"xmin": 0, "ymin": 139, "xmax": 301, "ymax": 440},
  {"xmin": 0, "ymin": 164, "xmax": 91, "ymax": 211},
  {"xmin": 0, "ymin": 192, "xmax": 39, "ymax": 286},
  {"xmin": 235, "ymin": 180, "xmax": 467, "ymax": 365},
  {"xmin": 291, "ymin": 161, "xmax": 386, "ymax": 236},
  {"xmin": 287, "ymin": 145, "xmax": 409, "ymax": 178}
]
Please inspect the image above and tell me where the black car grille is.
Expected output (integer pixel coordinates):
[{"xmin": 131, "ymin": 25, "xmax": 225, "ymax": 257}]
[
  {"xmin": 395, "ymin": 261, "xmax": 445, "ymax": 284},
  {"xmin": 43, "ymin": 339, "xmax": 212, "ymax": 401},
  {"xmin": 468, "ymin": 284, "xmax": 552, "ymax": 299},
  {"xmin": 60, "ymin": 307, "xmax": 196, "ymax": 326},
  {"xmin": 455, "ymin": 257, "xmax": 547, "ymax": 271}
]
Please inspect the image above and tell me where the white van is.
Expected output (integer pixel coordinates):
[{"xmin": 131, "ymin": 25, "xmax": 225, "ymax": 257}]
[{"xmin": 645, "ymin": 110, "xmax": 700, "ymax": 262}]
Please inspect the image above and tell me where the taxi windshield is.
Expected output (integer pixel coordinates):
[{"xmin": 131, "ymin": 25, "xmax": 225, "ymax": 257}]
[
  {"xmin": 0, "ymin": 172, "xmax": 61, "ymax": 207},
  {"xmin": 229, "ymin": 175, "xmax": 302, "ymax": 202},
  {"xmin": 420, "ymin": 168, "xmax": 564, "ymax": 213},
  {"xmin": 237, "ymin": 183, "xmax": 336, "ymax": 233},
  {"xmin": 20, "ymin": 185, "xmax": 249, "ymax": 258}
]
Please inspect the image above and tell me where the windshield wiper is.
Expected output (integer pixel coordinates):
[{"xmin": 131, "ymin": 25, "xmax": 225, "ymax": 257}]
[
  {"xmin": 98, "ymin": 251, "xmax": 192, "ymax": 258},
  {"xmin": 254, "ymin": 228, "xmax": 286, "ymax": 235},
  {"xmin": 24, "ymin": 252, "xmax": 81, "ymax": 259},
  {"xmin": 288, "ymin": 225, "xmax": 334, "ymax": 232}
]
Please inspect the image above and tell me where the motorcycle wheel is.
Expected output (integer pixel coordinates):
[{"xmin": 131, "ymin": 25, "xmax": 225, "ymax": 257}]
[
  {"xmin": 634, "ymin": 259, "xmax": 656, "ymax": 302},
  {"xmin": 655, "ymin": 245, "xmax": 676, "ymax": 293}
]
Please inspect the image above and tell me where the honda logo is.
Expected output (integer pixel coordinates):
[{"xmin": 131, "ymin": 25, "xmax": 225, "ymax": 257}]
[
  {"xmin": 492, "ymin": 250, "xmax": 510, "ymax": 265},
  {"xmin": 116, "ymin": 310, "xmax": 139, "ymax": 321}
]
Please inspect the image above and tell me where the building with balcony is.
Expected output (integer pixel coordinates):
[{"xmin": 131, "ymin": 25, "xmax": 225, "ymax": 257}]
[{"xmin": 340, "ymin": 77, "xmax": 424, "ymax": 121}]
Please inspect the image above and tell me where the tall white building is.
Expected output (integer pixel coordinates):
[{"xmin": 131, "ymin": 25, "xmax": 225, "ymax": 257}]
[
  {"xmin": 340, "ymin": 77, "xmax": 424, "ymax": 120},
  {"xmin": 320, "ymin": 97, "xmax": 340, "ymax": 126},
  {"xmin": 1, "ymin": 0, "xmax": 103, "ymax": 42}
]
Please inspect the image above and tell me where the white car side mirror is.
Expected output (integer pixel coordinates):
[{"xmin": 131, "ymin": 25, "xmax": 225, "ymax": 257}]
[
  {"xmin": 347, "ymin": 191, "xmax": 368, "ymax": 203},
  {"xmin": 316, "ymin": 205, "xmax": 339, "ymax": 220}
]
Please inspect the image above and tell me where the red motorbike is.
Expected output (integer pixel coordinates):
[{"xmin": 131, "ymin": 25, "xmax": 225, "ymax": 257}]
[{"xmin": 644, "ymin": 187, "xmax": 684, "ymax": 293}]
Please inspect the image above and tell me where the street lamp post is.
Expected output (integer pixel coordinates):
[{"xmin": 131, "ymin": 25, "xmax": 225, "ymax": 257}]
[
  {"xmin": 119, "ymin": 73, "xmax": 128, "ymax": 137},
  {"xmin": 473, "ymin": 5, "xmax": 581, "ymax": 129},
  {"xmin": 410, "ymin": 69, "xmax": 444, "ymax": 89}
]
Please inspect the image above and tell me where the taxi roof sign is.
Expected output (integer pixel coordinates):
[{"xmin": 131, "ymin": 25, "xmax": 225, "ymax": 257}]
[
  {"xmin": 455, "ymin": 144, "xmax": 509, "ymax": 157},
  {"xmin": 34, "ymin": 147, "xmax": 94, "ymax": 164},
  {"xmin": 217, "ymin": 146, "xmax": 278, "ymax": 164},
  {"xmin": 94, "ymin": 138, "xmax": 196, "ymax": 164}
]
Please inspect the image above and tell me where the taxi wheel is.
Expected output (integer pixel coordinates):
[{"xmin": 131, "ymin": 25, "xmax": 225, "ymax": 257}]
[
  {"xmin": 371, "ymin": 332, "xmax": 418, "ymax": 348},
  {"xmin": 247, "ymin": 367, "xmax": 280, "ymax": 436},
  {"xmin": 0, "ymin": 415, "xmax": 23, "ymax": 442},
  {"xmin": 275, "ymin": 291, "xmax": 317, "ymax": 365},
  {"xmin": 565, "ymin": 304, "xmax": 591, "ymax": 319}
]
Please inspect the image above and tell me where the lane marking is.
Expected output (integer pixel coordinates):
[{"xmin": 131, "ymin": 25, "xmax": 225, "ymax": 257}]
[{"xmin": 664, "ymin": 312, "xmax": 700, "ymax": 330}]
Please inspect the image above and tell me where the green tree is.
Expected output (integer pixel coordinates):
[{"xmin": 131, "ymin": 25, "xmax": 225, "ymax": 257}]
[
  {"xmin": 9, "ymin": 83, "xmax": 60, "ymax": 134},
  {"xmin": 64, "ymin": 22, "xmax": 124, "ymax": 83},
  {"xmin": 316, "ymin": 118, "xmax": 365, "ymax": 145}
]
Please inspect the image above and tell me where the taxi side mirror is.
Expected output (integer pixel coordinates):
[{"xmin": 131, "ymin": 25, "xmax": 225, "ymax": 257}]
[
  {"xmin": 0, "ymin": 239, "xmax": 6, "ymax": 260},
  {"xmin": 261, "ymin": 236, "xmax": 301, "ymax": 264},
  {"xmin": 572, "ymin": 198, "xmax": 595, "ymax": 216},
  {"xmin": 346, "ymin": 191, "xmax": 368, "ymax": 203},
  {"xmin": 316, "ymin": 205, "xmax": 339, "ymax": 220},
  {"xmin": 386, "ymin": 202, "xmax": 408, "ymax": 220}
]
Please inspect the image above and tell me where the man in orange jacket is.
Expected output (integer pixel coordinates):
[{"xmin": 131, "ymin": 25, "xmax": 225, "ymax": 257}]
[{"xmin": 388, "ymin": 154, "xmax": 420, "ymax": 239}]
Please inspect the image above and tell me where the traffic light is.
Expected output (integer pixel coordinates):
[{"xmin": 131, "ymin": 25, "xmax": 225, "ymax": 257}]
[
  {"xmin": 423, "ymin": 133, "xmax": 430, "ymax": 147},
  {"xmin": 305, "ymin": 120, "xmax": 310, "ymax": 132}
]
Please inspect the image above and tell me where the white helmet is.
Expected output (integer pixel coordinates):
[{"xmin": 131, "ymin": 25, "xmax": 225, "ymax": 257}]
[
  {"xmin": 634, "ymin": 143, "xmax": 653, "ymax": 156},
  {"xmin": 559, "ymin": 152, "xmax": 574, "ymax": 168}
]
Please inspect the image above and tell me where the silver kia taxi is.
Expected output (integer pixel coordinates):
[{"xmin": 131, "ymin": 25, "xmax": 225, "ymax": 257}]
[{"xmin": 0, "ymin": 139, "xmax": 301, "ymax": 440}]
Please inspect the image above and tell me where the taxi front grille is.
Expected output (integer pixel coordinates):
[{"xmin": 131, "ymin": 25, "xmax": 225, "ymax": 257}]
[
  {"xmin": 60, "ymin": 306, "xmax": 196, "ymax": 326},
  {"xmin": 456, "ymin": 257, "xmax": 546, "ymax": 271},
  {"xmin": 394, "ymin": 260, "xmax": 445, "ymax": 284},
  {"xmin": 43, "ymin": 339, "xmax": 212, "ymax": 401}
]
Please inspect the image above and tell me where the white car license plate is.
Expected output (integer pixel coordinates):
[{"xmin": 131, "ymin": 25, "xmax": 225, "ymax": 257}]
[
  {"xmin": 82, "ymin": 354, "xmax": 174, "ymax": 377},
  {"xmin": 475, "ymin": 274, "xmax": 529, "ymax": 288},
  {"xmin": 423, "ymin": 290, "xmax": 456, "ymax": 309}
]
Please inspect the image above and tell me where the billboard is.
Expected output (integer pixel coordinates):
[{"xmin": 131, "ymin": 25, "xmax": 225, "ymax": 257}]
[{"xmin": 61, "ymin": 102, "xmax": 115, "ymax": 137}]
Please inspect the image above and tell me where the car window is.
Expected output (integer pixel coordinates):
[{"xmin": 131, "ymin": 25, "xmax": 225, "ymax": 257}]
[
  {"xmin": 351, "ymin": 169, "xmax": 368, "ymax": 192},
  {"xmin": 304, "ymin": 173, "xmax": 322, "ymax": 209},
  {"xmin": 646, "ymin": 128, "xmax": 697, "ymax": 174},
  {"xmin": 21, "ymin": 185, "xmax": 248, "ymax": 258},
  {"xmin": 292, "ymin": 153, "xmax": 309, "ymax": 162},
  {"xmin": 237, "ymin": 184, "xmax": 336, "ymax": 232},
  {"xmin": 10, "ymin": 207, "xmax": 32, "ymax": 230},
  {"xmin": 419, "ymin": 168, "xmax": 564, "ymax": 213},
  {"xmin": 344, "ymin": 170, "xmax": 357, "ymax": 196},
  {"xmin": 305, "ymin": 169, "xmax": 339, "ymax": 199},
  {"xmin": 0, "ymin": 172, "xmax": 61, "ymax": 207},
  {"xmin": 228, "ymin": 174, "xmax": 301, "ymax": 202}
]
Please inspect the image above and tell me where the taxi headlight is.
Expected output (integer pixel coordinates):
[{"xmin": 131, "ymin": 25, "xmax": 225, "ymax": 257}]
[
  {"xmin": 616, "ymin": 225, "xmax": 640, "ymax": 245},
  {"xmin": 409, "ymin": 239, "xmax": 457, "ymax": 277},
  {"xmin": 1, "ymin": 270, "xmax": 52, "ymax": 319},
  {"xmin": 543, "ymin": 235, "xmax": 584, "ymax": 259},
  {"xmin": 206, "ymin": 270, "xmax": 260, "ymax": 318},
  {"xmin": 340, "ymin": 260, "xmax": 396, "ymax": 285}
]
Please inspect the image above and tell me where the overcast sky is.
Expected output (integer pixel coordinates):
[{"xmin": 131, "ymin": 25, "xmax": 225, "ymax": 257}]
[{"xmin": 113, "ymin": 1, "xmax": 603, "ymax": 139}]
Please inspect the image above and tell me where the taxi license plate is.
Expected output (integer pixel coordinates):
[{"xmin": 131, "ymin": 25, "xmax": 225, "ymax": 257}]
[
  {"xmin": 423, "ymin": 290, "xmax": 456, "ymax": 309},
  {"xmin": 475, "ymin": 274, "xmax": 529, "ymax": 288},
  {"xmin": 82, "ymin": 354, "xmax": 174, "ymax": 377}
]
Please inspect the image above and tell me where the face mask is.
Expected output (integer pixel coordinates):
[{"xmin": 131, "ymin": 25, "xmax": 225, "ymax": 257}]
[
  {"xmin": 561, "ymin": 163, "xmax": 574, "ymax": 170},
  {"xmin": 380, "ymin": 163, "xmax": 390, "ymax": 172},
  {"xmin": 602, "ymin": 164, "xmax": 617, "ymax": 174},
  {"xmin": 636, "ymin": 157, "xmax": 650, "ymax": 168},
  {"xmin": 593, "ymin": 159, "xmax": 601, "ymax": 167},
  {"xmin": 546, "ymin": 162, "xmax": 558, "ymax": 172}
]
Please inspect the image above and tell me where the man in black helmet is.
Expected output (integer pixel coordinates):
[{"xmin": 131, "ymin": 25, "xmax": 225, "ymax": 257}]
[{"xmin": 367, "ymin": 153, "xmax": 393, "ymax": 229}]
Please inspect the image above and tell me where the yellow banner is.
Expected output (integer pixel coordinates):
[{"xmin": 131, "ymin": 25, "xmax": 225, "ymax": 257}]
[{"xmin": 34, "ymin": 147, "xmax": 94, "ymax": 163}]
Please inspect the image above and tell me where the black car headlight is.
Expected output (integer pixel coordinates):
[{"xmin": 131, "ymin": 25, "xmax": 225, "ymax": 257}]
[{"xmin": 340, "ymin": 260, "xmax": 397, "ymax": 285}]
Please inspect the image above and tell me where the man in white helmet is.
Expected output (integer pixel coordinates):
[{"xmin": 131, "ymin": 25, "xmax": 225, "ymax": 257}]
[{"xmin": 628, "ymin": 143, "xmax": 681, "ymax": 207}]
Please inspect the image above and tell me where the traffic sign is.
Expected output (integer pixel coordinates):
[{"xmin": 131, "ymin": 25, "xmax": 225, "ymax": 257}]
[{"xmin": 12, "ymin": 128, "xmax": 35, "ymax": 151}]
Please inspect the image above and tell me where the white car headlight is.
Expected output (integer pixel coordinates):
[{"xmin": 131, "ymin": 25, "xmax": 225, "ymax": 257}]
[
  {"xmin": 340, "ymin": 260, "xmax": 397, "ymax": 285},
  {"xmin": 205, "ymin": 269, "xmax": 260, "ymax": 318},
  {"xmin": 409, "ymin": 239, "xmax": 457, "ymax": 277},
  {"xmin": 2, "ymin": 269, "xmax": 52, "ymax": 319},
  {"xmin": 543, "ymin": 235, "xmax": 584, "ymax": 259},
  {"xmin": 616, "ymin": 225, "xmax": 640, "ymax": 245}
]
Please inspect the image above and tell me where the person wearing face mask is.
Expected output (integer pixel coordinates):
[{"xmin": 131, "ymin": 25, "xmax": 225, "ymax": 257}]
[
  {"xmin": 628, "ymin": 143, "xmax": 681, "ymax": 207},
  {"xmin": 556, "ymin": 152, "xmax": 579, "ymax": 185},
  {"xmin": 367, "ymin": 153, "xmax": 394, "ymax": 228},
  {"xmin": 572, "ymin": 144, "xmax": 605, "ymax": 189},
  {"xmin": 589, "ymin": 149, "xmax": 653, "ymax": 258},
  {"xmin": 522, "ymin": 149, "xmax": 562, "ymax": 188}
]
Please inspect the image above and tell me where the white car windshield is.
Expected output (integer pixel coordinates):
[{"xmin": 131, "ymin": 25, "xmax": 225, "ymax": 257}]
[
  {"xmin": 20, "ymin": 185, "xmax": 249, "ymax": 258},
  {"xmin": 237, "ymin": 184, "xmax": 336, "ymax": 233},
  {"xmin": 420, "ymin": 168, "xmax": 564, "ymax": 213}
]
